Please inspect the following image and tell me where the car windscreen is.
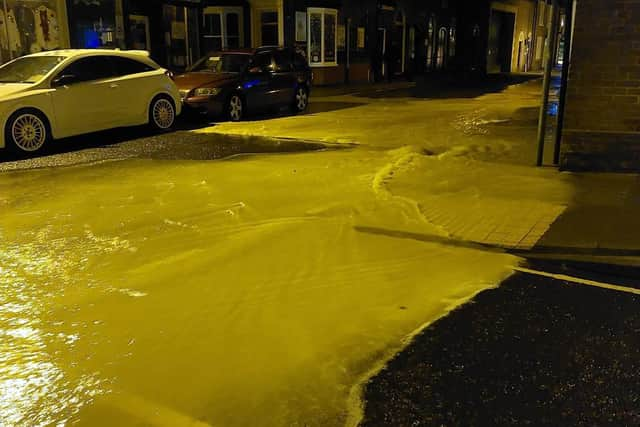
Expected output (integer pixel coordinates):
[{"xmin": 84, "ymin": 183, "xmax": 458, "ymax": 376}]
[
  {"xmin": 0, "ymin": 56, "xmax": 66, "ymax": 83},
  {"xmin": 191, "ymin": 54, "xmax": 251, "ymax": 73}
]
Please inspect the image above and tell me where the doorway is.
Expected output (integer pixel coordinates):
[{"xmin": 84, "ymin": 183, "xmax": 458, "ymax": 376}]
[
  {"xmin": 487, "ymin": 9, "xmax": 515, "ymax": 73},
  {"xmin": 376, "ymin": 27, "xmax": 386, "ymax": 81},
  {"xmin": 163, "ymin": 4, "xmax": 200, "ymax": 70}
]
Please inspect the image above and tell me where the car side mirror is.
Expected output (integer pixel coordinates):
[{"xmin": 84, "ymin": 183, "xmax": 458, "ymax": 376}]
[{"xmin": 52, "ymin": 74, "xmax": 78, "ymax": 87}]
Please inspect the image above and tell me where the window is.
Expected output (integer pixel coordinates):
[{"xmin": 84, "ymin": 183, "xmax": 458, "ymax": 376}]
[
  {"xmin": 293, "ymin": 52, "xmax": 308, "ymax": 71},
  {"xmin": 273, "ymin": 49, "xmax": 293, "ymax": 72},
  {"xmin": 226, "ymin": 13, "xmax": 240, "ymax": 48},
  {"xmin": 251, "ymin": 51, "xmax": 273, "ymax": 71},
  {"xmin": 0, "ymin": 55, "xmax": 64, "ymax": 83},
  {"xmin": 261, "ymin": 11, "xmax": 279, "ymax": 46},
  {"xmin": 203, "ymin": 7, "xmax": 243, "ymax": 52},
  {"xmin": 203, "ymin": 13, "xmax": 223, "ymax": 51},
  {"xmin": 449, "ymin": 19, "xmax": 456, "ymax": 58},
  {"xmin": 59, "ymin": 56, "xmax": 115, "ymax": 83},
  {"xmin": 426, "ymin": 15, "xmax": 435, "ymax": 70},
  {"xmin": 436, "ymin": 27, "xmax": 447, "ymax": 69},
  {"xmin": 111, "ymin": 56, "xmax": 154, "ymax": 76},
  {"xmin": 307, "ymin": 8, "xmax": 337, "ymax": 67}
]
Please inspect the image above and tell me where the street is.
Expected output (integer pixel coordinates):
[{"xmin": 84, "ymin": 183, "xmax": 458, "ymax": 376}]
[
  {"xmin": 362, "ymin": 262, "xmax": 640, "ymax": 426},
  {"xmin": 0, "ymin": 79, "xmax": 637, "ymax": 426}
]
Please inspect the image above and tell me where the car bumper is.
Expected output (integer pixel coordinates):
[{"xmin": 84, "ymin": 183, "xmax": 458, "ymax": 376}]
[{"xmin": 182, "ymin": 96, "xmax": 224, "ymax": 117}]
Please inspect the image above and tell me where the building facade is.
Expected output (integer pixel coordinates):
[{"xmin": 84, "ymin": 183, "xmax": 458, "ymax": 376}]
[
  {"xmin": 560, "ymin": 0, "xmax": 640, "ymax": 171},
  {"xmin": 0, "ymin": 0, "xmax": 550, "ymax": 85}
]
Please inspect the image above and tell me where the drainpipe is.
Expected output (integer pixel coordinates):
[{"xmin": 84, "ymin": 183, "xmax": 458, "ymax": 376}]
[
  {"xmin": 346, "ymin": 17, "xmax": 351, "ymax": 84},
  {"xmin": 535, "ymin": 0, "xmax": 560, "ymax": 167},
  {"xmin": 553, "ymin": 0, "xmax": 575, "ymax": 165},
  {"xmin": 3, "ymin": 0, "xmax": 12, "ymax": 61}
]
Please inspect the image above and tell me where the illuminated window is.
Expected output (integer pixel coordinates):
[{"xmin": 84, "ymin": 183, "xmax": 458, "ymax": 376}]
[
  {"xmin": 203, "ymin": 7, "xmax": 243, "ymax": 52},
  {"xmin": 307, "ymin": 8, "xmax": 337, "ymax": 67}
]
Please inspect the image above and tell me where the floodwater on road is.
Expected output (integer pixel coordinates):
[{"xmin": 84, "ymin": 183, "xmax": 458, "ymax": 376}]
[{"xmin": 0, "ymin": 143, "xmax": 517, "ymax": 426}]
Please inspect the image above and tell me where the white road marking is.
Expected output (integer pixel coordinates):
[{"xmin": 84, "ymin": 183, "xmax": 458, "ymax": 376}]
[{"xmin": 513, "ymin": 266, "xmax": 640, "ymax": 296}]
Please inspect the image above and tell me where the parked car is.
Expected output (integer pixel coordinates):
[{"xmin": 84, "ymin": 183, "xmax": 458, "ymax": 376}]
[
  {"xmin": 175, "ymin": 46, "xmax": 312, "ymax": 121},
  {"xmin": 0, "ymin": 49, "xmax": 181, "ymax": 154}
]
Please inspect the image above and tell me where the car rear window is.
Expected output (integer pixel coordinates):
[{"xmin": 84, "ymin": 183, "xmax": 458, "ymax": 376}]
[{"xmin": 111, "ymin": 56, "xmax": 155, "ymax": 76}]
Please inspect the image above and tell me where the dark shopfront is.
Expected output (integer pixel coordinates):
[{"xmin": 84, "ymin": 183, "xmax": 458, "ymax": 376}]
[
  {"xmin": 125, "ymin": 0, "xmax": 201, "ymax": 71},
  {"xmin": 66, "ymin": 0, "xmax": 123, "ymax": 50}
]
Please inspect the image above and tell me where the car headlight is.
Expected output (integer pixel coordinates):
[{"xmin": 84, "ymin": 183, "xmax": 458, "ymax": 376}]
[{"xmin": 194, "ymin": 87, "xmax": 221, "ymax": 97}]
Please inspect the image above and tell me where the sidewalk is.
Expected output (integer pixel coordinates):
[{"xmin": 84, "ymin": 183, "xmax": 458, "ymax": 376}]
[{"xmin": 192, "ymin": 75, "xmax": 640, "ymax": 263}]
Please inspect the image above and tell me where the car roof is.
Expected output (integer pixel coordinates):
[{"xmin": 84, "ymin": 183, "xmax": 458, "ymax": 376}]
[
  {"xmin": 205, "ymin": 46, "xmax": 292, "ymax": 56},
  {"xmin": 25, "ymin": 49, "xmax": 153, "ymax": 60}
]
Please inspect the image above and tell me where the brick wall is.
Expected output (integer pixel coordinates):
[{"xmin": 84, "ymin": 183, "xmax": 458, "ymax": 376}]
[{"xmin": 561, "ymin": 0, "xmax": 640, "ymax": 171}]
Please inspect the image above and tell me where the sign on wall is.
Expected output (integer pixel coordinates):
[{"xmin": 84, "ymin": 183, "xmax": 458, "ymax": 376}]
[
  {"xmin": 357, "ymin": 27, "xmax": 365, "ymax": 49},
  {"xmin": 296, "ymin": 11, "xmax": 306, "ymax": 42},
  {"xmin": 337, "ymin": 24, "xmax": 345, "ymax": 49}
]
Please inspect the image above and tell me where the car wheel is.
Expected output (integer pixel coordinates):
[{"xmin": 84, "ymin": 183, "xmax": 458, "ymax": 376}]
[
  {"xmin": 149, "ymin": 95, "xmax": 176, "ymax": 130},
  {"xmin": 5, "ymin": 110, "xmax": 50, "ymax": 154},
  {"xmin": 227, "ymin": 94, "xmax": 244, "ymax": 122},
  {"xmin": 292, "ymin": 86, "xmax": 309, "ymax": 113}
]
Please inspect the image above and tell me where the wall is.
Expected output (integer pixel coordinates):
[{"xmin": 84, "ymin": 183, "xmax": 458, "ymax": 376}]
[
  {"xmin": 490, "ymin": 0, "xmax": 535, "ymax": 73},
  {"xmin": 561, "ymin": 0, "xmax": 640, "ymax": 171}
]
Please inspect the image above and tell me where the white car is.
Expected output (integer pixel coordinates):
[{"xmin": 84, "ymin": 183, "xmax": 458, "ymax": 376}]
[{"xmin": 0, "ymin": 49, "xmax": 181, "ymax": 154}]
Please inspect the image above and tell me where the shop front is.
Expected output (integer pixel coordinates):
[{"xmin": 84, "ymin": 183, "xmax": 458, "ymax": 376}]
[
  {"xmin": 126, "ymin": 0, "xmax": 201, "ymax": 71},
  {"xmin": 0, "ymin": 0, "xmax": 70, "ymax": 63},
  {"xmin": 66, "ymin": 0, "xmax": 124, "ymax": 50}
]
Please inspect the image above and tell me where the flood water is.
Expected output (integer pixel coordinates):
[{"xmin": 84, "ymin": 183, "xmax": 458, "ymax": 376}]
[{"xmin": 0, "ymin": 139, "xmax": 516, "ymax": 426}]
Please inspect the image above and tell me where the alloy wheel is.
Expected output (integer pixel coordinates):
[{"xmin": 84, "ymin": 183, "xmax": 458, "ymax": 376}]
[
  {"xmin": 229, "ymin": 95, "xmax": 243, "ymax": 121},
  {"xmin": 296, "ymin": 88, "xmax": 308, "ymax": 111},
  {"xmin": 152, "ymin": 98, "xmax": 175, "ymax": 129},
  {"xmin": 11, "ymin": 113, "xmax": 46, "ymax": 152}
]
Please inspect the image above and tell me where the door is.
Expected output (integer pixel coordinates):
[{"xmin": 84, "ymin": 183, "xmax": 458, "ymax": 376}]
[
  {"xmin": 163, "ymin": 5, "xmax": 200, "ymax": 70},
  {"xmin": 50, "ymin": 56, "xmax": 120, "ymax": 137},
  {"xmin": 376, "ymin": 28, "xmax": 386, "ymax": 80},
  {"xmin": 488, "ymin": 10, "xmax": 515, "ymax": 73},
  {"xmin": 271, "ymin": 49, "xmax": 296, "ymax": 104},
  {"xmin": 129, "ymin": 15, "xmax": 151, "ymax": 50},
  {"xmin": 243, "ymin": 51, "xmax": 275, "ymax": 110},
  {"xmin": 108, "ymin": 55, "xmax": 158, "ymax": 126}
]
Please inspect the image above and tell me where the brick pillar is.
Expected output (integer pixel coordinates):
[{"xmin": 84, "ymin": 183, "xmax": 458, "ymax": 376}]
[{"xmin": 561, "ymin": 0, "xmax": 640, "ymax": 171}]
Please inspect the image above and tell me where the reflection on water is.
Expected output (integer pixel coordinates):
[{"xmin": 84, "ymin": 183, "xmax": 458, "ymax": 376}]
[
  {"xmin": 0, "ymin": 155, "xmax": 516, "ymax": 426},
  {"xmin": 0, "ymin": 230, "xmax": 107, "ymax": 426}
]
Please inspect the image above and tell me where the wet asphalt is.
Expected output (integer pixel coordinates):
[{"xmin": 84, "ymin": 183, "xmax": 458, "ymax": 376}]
[
  {"xmin": 361, "ymin": 261, "xmax": 640, "ymax": 427},
  {"xmin": 0, "ymin": 117, "xmax": 329, "ymax": 172}
]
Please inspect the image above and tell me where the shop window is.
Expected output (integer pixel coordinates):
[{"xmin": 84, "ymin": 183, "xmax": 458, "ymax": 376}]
[
  {"xmin": 307, "ymin": 8, "xmax": 337, "ymax": 67},
  {"xmin": 436, "ymin": 27, "xmax": 447, "ymax": 69},
  {"xmin": 449, "ymin": 19, "xmax": 456, "ymax": 58},
  {"xmin": 69, "ymin": 0, "xmax": 117, "ymax": 50},
  {"xmin": 426, "ymin": 15, "xmax": 435, "ymax": 70},
  {"xmin": 260, "ymin": 11, "xmax": 278, "ymax": 46},
  {"xmin": 0, "ymin": 0, "xmax": 66, "ymax": 62},
  {"xmin": 203, "ymin": 7, "xmax": 242, "ymax": 52}
]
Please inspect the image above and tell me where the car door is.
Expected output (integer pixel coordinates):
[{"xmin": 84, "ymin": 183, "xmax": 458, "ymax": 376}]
[
  {"xmin": 50, "ymin": 56, "xmax": 121, "ymax": 137},
  {"xmin": 271, "ymin": 49, "xmax": 296, "ymax": 105},
  {"xmin": 109, "ymin": 55, "xmax": 158, "ymax": 126},
  {"xmin": 243, "ymin": 51, "xmax": 276, "ymax": 110}
]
